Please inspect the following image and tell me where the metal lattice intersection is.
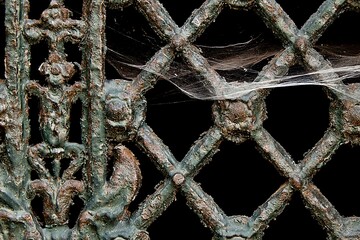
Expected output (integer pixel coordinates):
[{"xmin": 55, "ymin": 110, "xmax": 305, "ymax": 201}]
[{"xmin": 0, "ymin": 0, "xmax": 360, "ymax": 239}]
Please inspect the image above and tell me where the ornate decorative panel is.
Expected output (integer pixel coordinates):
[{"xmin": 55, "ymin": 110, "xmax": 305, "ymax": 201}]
[{"xmin": 0, "ymin": 0, "xmax": 360, "ymax": 239}]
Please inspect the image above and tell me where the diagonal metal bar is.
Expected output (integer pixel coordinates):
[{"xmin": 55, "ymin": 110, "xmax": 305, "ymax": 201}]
[
  {"xmin": 247, "ymin": 183, "xmax": 293, "ymax": 237},
  {"xmin": 256, "ymin": 0, "xmax": 299, "ymax": 45},
  {"xmin": 179, "ymin": 0, "xmax": 224, "ymax": 43},
  {"xmin": 135, "ymin": 0, "xmax": 178, "ymax": 41},
  {"xmin": 299, "ymin": 129, "xmax": 343, "ymax": 180},
  {"xmin": 301, "ymin": 183, "xmax": 344, "ymax": 234},
  {"xmin": 182, "ymin": 180, "xmax": 228, "ymax": 232},
  {"xmin": 129, "ymin": 0, "xmax": 352, "ymax": 238},
  {"xmin": 256, "ymin": 0, "xmax": 339, "ymax": 82},
  {"xmin": 135, "ymin": 123, "xmax": 230, "ymax": 229},
  {"xmin": 252, "ymin": 127, "xmax": 299, "ymax": 180},
  {"xmin": 131, "ymin": 0, "xmax": 226, "ymax": 96},
  {"xmin": 255, "ymin": 0, "xmax": 347, "ymax": 82},
  {"xmin": 251, "ymin": 127, "xmax": 344, "ymax": 236},
  {"xmin": 301, "ymin": 0, "xmax": 347, "ymax": 43},
  {"xmin": 2, "ymin": 0, "xmax": 360, "ymax": 238},
  {"xmin": 181, "ymin": 44, "xmax": 227, "ymax": 97},
  {"xmin": 180, "ymin": 126, "xmax": 223, "ymax": 177},
  {"xmin": 130, "ymin": 179, "xmax": 177, "ymax": 229},
  {"xmin": 252, "ymin": 127, "xmax": 345, "ymax": 237},
  {"xmin": 251, "ymin": 0, "xmax": 349, "ymax": 190},
  {"xmin": 253, "ymin": 2, "xmax": 356, "ymax": 237},
  {"xmin": 128, "ymin": 1, "xmax": 357, "ymax": 239},
  {"xmin": 131, "ymin": 45, "xmax": 176, "ymax": 94},
  {"xmin": 136, "ymin": 123, "xmax": 179, "ymax": 176}
]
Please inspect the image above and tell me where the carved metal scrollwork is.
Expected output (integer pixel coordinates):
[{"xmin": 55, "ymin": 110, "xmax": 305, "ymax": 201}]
[{"xmin": 1, "ymin": 0, "xmax": 360, "ymax": 239}]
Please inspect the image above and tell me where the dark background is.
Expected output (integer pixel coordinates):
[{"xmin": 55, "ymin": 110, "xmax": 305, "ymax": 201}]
[{"xmin": 1, "ymin": 0, "xmax": 360, "ymax": 239}]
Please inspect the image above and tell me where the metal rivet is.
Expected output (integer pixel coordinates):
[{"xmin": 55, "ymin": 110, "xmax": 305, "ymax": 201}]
[{"xmin": 172, "ymin": 173, "xmax": 185, "ymax": 185}]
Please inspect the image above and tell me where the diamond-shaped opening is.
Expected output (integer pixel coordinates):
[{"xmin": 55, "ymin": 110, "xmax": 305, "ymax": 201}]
[
  {"xmin": 276, "ymin": 0, "xmax": 325, "ymax": 27},
  {"xmin": 197, "ymin": 7, "xmax": 279, "ymax": 46},
  {"xmin": 316, "ymin": 12, "xmax": 360, "ymax": 85},
  {"xmin": 264, "ymin": 192, "xmax": 327, "ymax": 240},
  {"xmin": 64, "ymin": 0, "xmax": 83, "ymax": 20},
  {"xmin": 146, "ymin": 78, "xmax": 213, "ymax": 160},
  {"xmin": 196, "ymin": 8, "xmax": 281, "ymax": 84},
  {"xmin": 123, "ymin": 142, "xmax": 164, "ymax": 213},
  {"xmin": 314, "ymin": 144, "xmax": 360, "ymax": 217},
  {"xmin": 105, "ymin": 7, "xmax": 163, "ymax": 80},
  {"xmin": 199, "ymin": 40, "xmax": 279, "ymax": 84},
  {"xmin": 0, "ymin": 3, "xmax": 4, "ymax": 79},
  {"xmin": 148, "ymin": 194, "xmax": 212, "ymax": 240},
  {"xmin": 195, "ymin": 140, "xmax": 284, "ymax": 216},
  {"xmin": 28, "ymin": 95, "xmax": 43, "ymax": 145},
  {"xmin": 28, "ymin": 0, "xmax": 51, "ymax": 20},
  {"xmin": 30, "ymin": 40, "xmax": 48, "ymax": 86},
  {"xmin": 264, "ymin": 84, "xmax": 330, "ymax": 162},
  {"xmin": 69, "ymin": 99, "xmax": 82, "ymax": 144},
  {"xmin": 318, "ymin": 12, "xmax": 360, "ymax": 46},
  {"xmin": 158, "ymin": 0, "xmax": 204, "ymax": 25}
]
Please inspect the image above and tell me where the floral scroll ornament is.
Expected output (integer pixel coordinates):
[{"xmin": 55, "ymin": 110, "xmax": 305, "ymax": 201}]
[{"xmin": 1, "ymin": 0, "xmax": 148, "ymax": 238}]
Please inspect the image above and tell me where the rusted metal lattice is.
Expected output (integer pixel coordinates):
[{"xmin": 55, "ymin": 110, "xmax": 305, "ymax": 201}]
[{"xmin": 0, "ymin": 0, "xmax": 360, "ymax": 239}]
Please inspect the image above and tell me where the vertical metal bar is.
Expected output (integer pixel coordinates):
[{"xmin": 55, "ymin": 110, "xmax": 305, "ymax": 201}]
[
  {"xmin": 83, "ymin": 0, "xmax": 107, "ymax": 192},
  {"xmin": 4, "ymin": 0, "xmax": 29, "ymax": 188}
]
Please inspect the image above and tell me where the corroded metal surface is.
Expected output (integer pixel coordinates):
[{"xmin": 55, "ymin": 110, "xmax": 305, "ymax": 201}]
[{"xmin": 0, "ymin": 0, "xmax": 359, "ymax": 239}]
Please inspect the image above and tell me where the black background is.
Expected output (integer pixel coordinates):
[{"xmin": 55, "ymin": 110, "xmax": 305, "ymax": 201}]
[{"xmin": 1, "ymin": 0, "xmax": 360, "ymax": 239}]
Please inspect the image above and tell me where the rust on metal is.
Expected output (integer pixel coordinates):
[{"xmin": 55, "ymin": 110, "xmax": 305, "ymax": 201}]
[{"xmin": 0, "ymin": 0, "xmax": 359, "ymax": 239}]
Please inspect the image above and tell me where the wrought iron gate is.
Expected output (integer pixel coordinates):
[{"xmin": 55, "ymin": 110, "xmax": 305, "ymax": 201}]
[{"xmin": 0, "ymin": 0, "xmax": 360, "ymax": 239}]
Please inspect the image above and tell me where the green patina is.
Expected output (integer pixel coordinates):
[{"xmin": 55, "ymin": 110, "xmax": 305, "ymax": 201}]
[{"xmin": 0, "ymin": 0, "xmax": 359, "ymax": 239}]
